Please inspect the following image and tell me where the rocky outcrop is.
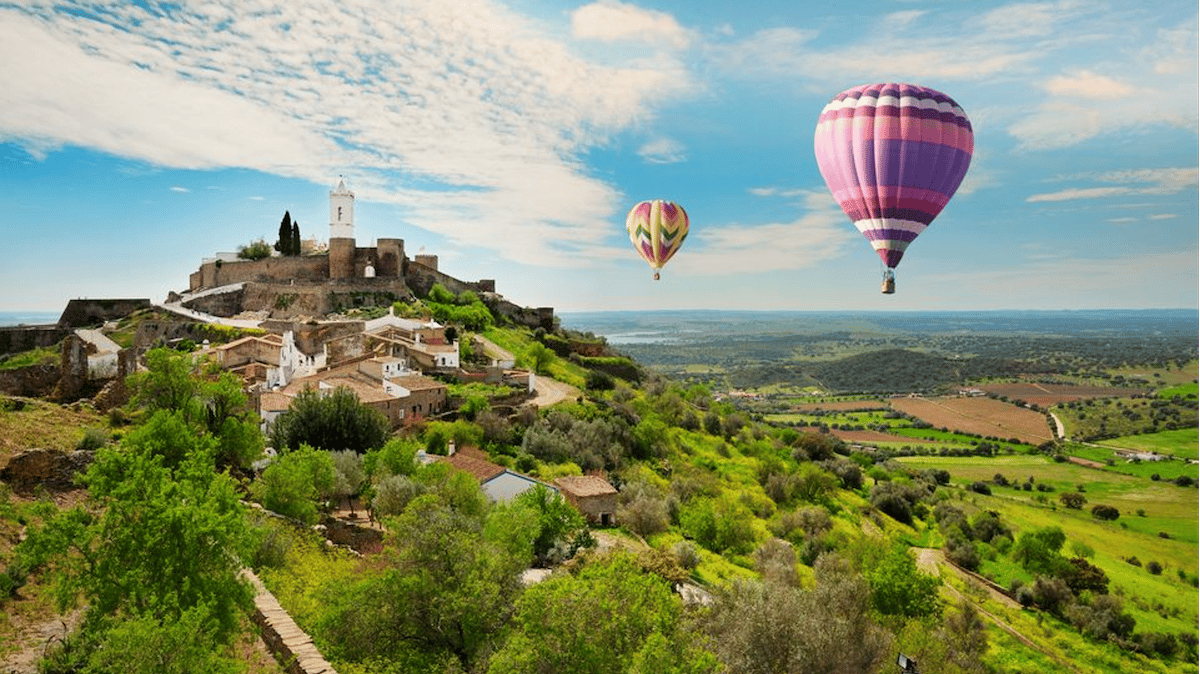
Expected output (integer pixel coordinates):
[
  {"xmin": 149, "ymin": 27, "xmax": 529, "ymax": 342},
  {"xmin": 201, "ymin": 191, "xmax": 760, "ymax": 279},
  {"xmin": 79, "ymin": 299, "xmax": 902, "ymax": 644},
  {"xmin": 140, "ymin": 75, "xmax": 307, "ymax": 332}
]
[{"xmin": 0, "ymin": 448, "xmax": 95, "ymax": 493}]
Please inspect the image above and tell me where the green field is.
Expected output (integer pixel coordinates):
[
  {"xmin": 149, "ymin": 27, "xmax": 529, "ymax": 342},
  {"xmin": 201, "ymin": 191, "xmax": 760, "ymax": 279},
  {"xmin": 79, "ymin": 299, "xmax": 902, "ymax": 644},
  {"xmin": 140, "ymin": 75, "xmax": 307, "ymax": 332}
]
[
  {"xmin": 1097, "ymin": 428, "xmax": 1199, "ymax": 461},
  {"xmin": 896, "ymin": 454, "xmax": 1199, "ymax": 643}
]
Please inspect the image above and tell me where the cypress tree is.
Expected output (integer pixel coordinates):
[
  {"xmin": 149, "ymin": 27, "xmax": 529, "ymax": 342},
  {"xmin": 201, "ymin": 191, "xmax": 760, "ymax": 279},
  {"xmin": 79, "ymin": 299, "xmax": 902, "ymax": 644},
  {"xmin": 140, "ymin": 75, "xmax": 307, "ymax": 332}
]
[
  {"xmin": 291, "ymin": 220, "xmax": 301, "ymax": 256},
  {"xmin": 275, "ymin": 211, "xmax": 292, "ymax": 255}
]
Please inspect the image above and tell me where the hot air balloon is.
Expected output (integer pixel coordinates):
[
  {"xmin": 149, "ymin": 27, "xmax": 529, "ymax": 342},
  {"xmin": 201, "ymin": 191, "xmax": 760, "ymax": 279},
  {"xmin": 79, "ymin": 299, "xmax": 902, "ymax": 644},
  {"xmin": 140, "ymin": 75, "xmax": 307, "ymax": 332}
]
[
  {"xmin": 626, "ymin": 200, "xmax": 689, "ymax": 280},
  {"xmin": 813, "ymin": 83, "xmax": 973, "ymax": 294}
]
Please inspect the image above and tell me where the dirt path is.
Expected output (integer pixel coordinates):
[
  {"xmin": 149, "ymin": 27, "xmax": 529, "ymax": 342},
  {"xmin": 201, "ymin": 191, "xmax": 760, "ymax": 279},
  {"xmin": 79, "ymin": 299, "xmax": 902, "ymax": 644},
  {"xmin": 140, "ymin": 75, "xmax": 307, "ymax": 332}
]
[{"xmin": 528, "ymin": 375, "xmax": 578, "ymax": 408}]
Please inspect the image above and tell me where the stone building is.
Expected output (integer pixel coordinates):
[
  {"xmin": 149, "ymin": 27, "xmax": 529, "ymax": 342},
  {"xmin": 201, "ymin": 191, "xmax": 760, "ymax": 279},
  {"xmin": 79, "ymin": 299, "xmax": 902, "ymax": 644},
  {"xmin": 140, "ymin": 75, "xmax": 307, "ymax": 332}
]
[{"xmin": 554, "ymin": 475, "xmax": 618, "ymax": 526}]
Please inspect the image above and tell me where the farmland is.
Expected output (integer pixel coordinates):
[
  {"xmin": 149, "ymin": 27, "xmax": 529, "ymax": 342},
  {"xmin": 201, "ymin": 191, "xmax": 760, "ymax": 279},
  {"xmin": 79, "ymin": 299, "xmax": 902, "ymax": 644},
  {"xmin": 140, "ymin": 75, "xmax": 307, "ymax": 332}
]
[{"xmin": 889, "ymin": 395, "xmax": 1054, "ymax": 444}]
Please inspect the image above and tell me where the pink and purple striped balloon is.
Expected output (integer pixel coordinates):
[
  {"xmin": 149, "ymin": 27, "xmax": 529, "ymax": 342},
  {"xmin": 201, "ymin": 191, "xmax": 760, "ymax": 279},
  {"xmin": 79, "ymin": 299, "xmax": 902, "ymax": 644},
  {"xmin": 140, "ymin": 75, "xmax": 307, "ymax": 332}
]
[{"xmin": 814, "ymin": 83, "xmax": 973, "ymax": 271}]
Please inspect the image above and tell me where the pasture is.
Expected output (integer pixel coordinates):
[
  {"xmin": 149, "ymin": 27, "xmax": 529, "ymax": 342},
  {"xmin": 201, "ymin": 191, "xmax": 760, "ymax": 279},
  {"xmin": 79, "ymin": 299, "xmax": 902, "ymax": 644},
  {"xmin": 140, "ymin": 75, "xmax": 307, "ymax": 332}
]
[{"xmin": 1097, "ymin": 428, "xmax": 1199, "ymax": 461}]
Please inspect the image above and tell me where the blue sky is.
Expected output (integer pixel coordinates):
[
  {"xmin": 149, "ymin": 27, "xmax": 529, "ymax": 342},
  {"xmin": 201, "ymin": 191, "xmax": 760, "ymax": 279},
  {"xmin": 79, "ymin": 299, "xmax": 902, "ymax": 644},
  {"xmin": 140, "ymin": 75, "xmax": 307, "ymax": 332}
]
[{"xmin": 1, "ymin": 0, "xmax": 1196, "ymax": 314}]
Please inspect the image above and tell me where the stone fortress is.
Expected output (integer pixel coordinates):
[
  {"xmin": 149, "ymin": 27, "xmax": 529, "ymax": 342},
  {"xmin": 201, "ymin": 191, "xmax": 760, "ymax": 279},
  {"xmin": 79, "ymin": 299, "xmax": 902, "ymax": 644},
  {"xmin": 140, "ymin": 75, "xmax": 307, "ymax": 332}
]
[{"xmin": 179, "ymin": 180, "xmax": 553, "ymax": 330}]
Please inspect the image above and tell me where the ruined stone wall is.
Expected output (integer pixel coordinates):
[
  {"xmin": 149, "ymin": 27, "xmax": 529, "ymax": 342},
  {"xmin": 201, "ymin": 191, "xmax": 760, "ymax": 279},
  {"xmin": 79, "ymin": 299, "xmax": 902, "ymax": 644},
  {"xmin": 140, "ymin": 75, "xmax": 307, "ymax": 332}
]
[
  {"xmin": 57, "ymin": 299, "xmax": 151, "ymax": 328},
  {"xmin": 0, "ymin": 363, "xmax": 60, "ymax": 397},
  {"xmin": 0, "ymin": 326, "xmax": 68, "ymax": 355}
]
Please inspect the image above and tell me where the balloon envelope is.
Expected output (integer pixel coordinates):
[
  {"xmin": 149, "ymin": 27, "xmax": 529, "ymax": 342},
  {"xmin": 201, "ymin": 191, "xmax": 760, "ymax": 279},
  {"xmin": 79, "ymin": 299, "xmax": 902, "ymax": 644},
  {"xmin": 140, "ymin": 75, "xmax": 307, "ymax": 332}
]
[
  {"xmin": 626, "ymin": 200, "xmax": 689, "ymax": 279},
  {"xmin": 813, "ymin": 83, "xmax": 973, "ymax": 270}
]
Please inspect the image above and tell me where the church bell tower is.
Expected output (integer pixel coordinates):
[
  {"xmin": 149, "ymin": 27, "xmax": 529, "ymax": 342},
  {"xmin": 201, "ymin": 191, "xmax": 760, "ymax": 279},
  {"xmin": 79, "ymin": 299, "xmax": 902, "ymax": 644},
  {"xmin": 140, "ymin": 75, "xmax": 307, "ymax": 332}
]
[
  {"xmin": 329, "ymin": 179, "xmax": 355, "ymax": 240},
  {"xmin": 329, "ymin": 179, "xmax": 356, "ymax": 280}
]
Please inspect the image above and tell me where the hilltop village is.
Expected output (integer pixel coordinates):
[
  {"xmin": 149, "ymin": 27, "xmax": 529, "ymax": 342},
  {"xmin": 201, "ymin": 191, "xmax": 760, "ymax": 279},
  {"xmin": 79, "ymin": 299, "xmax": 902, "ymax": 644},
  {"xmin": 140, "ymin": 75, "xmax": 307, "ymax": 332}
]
[{"xmin": 0, "ymin": 180, "xmax": 559, "ymax": 435}]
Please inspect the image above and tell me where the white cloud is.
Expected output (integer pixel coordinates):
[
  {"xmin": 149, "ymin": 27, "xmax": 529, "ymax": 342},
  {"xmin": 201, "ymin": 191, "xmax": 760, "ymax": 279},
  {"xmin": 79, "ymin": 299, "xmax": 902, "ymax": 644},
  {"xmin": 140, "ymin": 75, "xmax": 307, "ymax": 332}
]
[
  {"xmin": 637, "ymin": 137, "xmax": 686, "ymax": 164},
  {"xmin": 1149, "ymin": 213, "xmax": 1178, "ymax": 220},
  {"xmin": 1027, "ymin": 167, "xmax": 1198, "ymax": 201},
  {"xmin": 749, "ymin": 186, "xmax": 809, "ymax": 198},
  {"xmin": 1008, "ymin": 17, "xmax": 1198, "ymax": 149},
  {"xmin": 0, "ymin": 0, "xmax": 699, "ymax": 270},
  {"xmin": 170, "ymin": 186, "xmax": 190, "ymax": 193},
  {"xmin": 571, "ymin": 0, "xmax": 693, "ymax": 49},
  {"xmin": 1043, "ymin": 70, "xmax": 1136, "ymax": 99},
  {"xmin": 1028, "ymin": 186, "xmax": 1133, "ymax": 202},
  {"xmin": 671, "ymin": 190, "xmax": 854, "ymax": 274}
]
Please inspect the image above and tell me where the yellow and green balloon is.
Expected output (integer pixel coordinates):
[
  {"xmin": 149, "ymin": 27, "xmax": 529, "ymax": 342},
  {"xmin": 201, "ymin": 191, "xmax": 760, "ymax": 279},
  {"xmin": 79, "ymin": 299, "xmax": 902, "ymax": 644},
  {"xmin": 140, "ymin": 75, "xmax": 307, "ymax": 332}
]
[{"xmin": 625, "ymin": 199, "xmax": 689, "ymax": 280}]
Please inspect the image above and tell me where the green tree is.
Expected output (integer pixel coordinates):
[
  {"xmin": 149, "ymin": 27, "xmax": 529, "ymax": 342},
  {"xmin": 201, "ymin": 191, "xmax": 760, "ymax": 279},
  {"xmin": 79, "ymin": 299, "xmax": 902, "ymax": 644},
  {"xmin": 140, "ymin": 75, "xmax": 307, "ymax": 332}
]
[
  {"xmin": 526, "ymin": 342, "xmax": 554, "ymax": 374},
  {"xmin": 489, "ymin": 553, "xmax": 718, "ymax": 674},
  {"xmin": 323, "ymin": 493, "xmax": 532, "ymax": 671},
  {"xmin": 704, "ymin": 553, "xmax": 892, "ymax": 674},
  {"xmin": 865, "ymin": 545, "xmax": 943, "ymax": 620},
  {"xmin": 291, "ymin": 219, "xmax": 301, "ymax": 256},
  {"xmin": 236, "ymin": 239, "xmax": 272, "ymax": 261},
  {"xmin": 512, "ymin": 484, "xmax": 586, "ymax": 565},
  {"xmin": 21, "ymin": 437, "xmax": 254, "ymax": 664},
  {"xmin": 125, "ymin": 349, "xmax": 263, "ymax": 471},
  {"xmin": 330, "ymin": 449, "xmax": 366, "ymax": 515},
  {"xmin": 275, "ymin": 211, "xmax": 292, "ymax": 255},
  {"xmin": 270, "ymin": 386, "xmax": 389, "ymax": 454},
  {"xmin": 251, "ymin": 444, "xmax": 337, "ymax": 524},
  {"xmin": 1012, "ymin": 526, "xmax": 1068, "ymax": 576}
]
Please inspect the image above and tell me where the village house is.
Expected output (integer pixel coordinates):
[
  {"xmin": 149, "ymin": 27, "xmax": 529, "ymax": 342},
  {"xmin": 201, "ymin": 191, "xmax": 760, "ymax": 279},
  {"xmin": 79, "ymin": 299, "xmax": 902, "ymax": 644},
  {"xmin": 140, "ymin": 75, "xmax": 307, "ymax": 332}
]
[
  {"xmin": 210, "ymin": 330, "xmax": 322, "ymax": 389},
  {"xmin": 259, "ymin": 356, "xmax": 446, "ymax": 430},
  {"xmin": 553, "ymin": 475, "xmax": 618, "ymax": 526},
  {"xmin": 430, "ymin": 445, "xmax": 553, "ymax": 502}
]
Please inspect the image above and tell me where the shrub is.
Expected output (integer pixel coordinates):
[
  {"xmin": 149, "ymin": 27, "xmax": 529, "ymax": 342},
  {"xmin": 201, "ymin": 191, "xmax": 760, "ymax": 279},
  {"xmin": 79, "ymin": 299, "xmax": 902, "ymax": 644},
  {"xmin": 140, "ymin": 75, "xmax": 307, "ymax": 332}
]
[
  {"xmin": 237, "ymin": 239, "xmax": 273, "ymax": 260},
  {"xmin": 968, "ymin": 481, "xmax": 991, "ymax": 496},
  {"xmin": 1147, "ymin": 560, "xmax": 1163, "ymax": 575},
  {"xmin": 1059, "ymin": 492, "xmax": 1087, "ymax": 509},
  {"xmin": 1090, "ymin": 504, "xmax": 1120, "ymax": 521}
]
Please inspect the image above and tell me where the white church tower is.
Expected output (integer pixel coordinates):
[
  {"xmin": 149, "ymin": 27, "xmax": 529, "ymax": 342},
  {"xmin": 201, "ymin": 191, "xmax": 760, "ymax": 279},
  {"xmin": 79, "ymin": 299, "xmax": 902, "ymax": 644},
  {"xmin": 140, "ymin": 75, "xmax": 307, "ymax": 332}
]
[{"xmin": 329, "ymin": 179, "xmax": 355, "ymax": 240}]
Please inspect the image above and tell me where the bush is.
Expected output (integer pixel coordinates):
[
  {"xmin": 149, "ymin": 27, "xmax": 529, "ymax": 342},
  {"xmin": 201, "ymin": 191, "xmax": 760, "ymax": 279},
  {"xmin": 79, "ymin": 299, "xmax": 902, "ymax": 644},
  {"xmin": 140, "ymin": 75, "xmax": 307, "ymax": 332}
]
[
  {"xmin": 585, "ymin": 370, "xmax": 615, "ymax": 391},
  {"xmin": 1090, "ymin": 504, "xmax": 1120, "ymax": 521},
  {"xmin": 237, "ymin": 239, "xmax": 272, "ymax": 260},
  {"xmin": 968, "ymin": 481, "xmax": 992, "ymax": 496},
  {"xmin": 1147, "ymin": 560, "xmax": 1163, "ymax": 575}
]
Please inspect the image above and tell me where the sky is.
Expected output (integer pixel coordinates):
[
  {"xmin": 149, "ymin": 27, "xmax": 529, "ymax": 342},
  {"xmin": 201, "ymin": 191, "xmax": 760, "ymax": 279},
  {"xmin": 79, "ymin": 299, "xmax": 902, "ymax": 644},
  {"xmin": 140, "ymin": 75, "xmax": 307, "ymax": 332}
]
[{"xmin": 0, "ymin": 0, "xmax": 1197, "ymax": 315}]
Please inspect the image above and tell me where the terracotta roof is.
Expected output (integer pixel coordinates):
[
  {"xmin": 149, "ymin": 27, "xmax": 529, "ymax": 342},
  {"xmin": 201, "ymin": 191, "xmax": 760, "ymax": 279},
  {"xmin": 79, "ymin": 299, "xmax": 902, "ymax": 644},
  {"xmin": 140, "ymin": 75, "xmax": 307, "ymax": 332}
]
[
  {"xmin": 259, "ymin": 391, "xmax": 294, "ymax": 413},
  {"xmin": 390, "ymin": 373, "xmax": 446, "ymax": 391},
  {"xmin": 554, "ymin": 475, "xmax": 617, "ymax": 497},
  {"xmin": 438, "ymin": 447, "xmax": 505, "ymax": 483}
]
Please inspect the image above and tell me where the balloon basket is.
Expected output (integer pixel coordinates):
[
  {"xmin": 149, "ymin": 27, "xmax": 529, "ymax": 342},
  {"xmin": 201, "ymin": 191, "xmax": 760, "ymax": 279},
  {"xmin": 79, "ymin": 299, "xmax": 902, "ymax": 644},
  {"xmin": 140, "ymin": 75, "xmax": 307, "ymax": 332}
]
[
  {"xmin": 881, "ymin": 278, "xmax": 895, "ymax": 294},
  {"xmin": 653, "ymin": 272, "xmax": 660, "ymax": 281}
]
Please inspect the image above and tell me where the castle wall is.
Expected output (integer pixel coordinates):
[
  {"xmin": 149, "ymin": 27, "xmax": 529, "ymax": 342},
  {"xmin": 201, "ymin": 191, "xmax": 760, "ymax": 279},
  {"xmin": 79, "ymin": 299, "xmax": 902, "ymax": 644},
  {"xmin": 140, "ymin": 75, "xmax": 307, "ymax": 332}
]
[
  {"xmin": 405, "ymin": 260, "xmax": 487, "ymax": 298},
  {"xmin": 193, "ymin": 255, "xmax": 330, "ymax": 291},
  {"xmin": 329, "ymin": 239, "xmax": 354, "ymax": 280},
  {"xmin": 377, "ymin": 238, "xmax": 404, "ymax": 277}
]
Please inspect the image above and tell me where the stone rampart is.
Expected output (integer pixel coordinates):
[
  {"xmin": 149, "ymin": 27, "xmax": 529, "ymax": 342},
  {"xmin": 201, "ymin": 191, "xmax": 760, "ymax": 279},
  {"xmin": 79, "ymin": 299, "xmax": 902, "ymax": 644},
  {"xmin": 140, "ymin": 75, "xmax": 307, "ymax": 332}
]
[
  {"xmin": 0, "ymin": 325, "xmax": 68, "ymax": 355},
  {"xmin": 193, "ymin": 255, "xmax": 330, "ymax": 292}
]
